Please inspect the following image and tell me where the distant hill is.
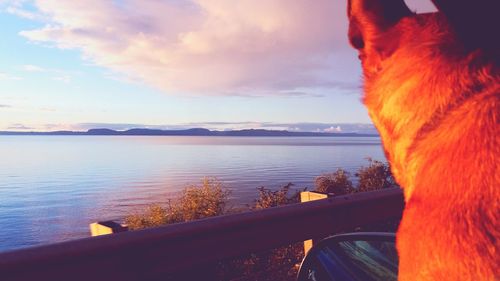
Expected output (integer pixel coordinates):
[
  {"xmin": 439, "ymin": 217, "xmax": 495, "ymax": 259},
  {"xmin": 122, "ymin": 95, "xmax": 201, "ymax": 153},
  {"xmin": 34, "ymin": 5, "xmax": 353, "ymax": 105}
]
[{"xmin": 0, "ymin": 128, "xmax": 379, "ymax": 137}]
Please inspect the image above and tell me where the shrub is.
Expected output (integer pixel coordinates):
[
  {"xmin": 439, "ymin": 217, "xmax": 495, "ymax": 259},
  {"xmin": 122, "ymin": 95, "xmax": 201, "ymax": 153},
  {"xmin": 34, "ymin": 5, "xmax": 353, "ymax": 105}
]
[
  {"xmin": 356, "ymin": 158, "xmax": 399, "ymax": 192},
  {"xmin": 125, "ymin": 204, "xmax": 169, "ymax": 230},
  {"xmin": 314, "ymin": 169, "xmax": 354, "ymax": 195},
  {"xmin": 172, "ymin": 177, "xmax": 230, "ymax": 221},
  {"xmin": 254, "ymin": 183, "xmax": 302, "ymax": 209},
  {"xmin": 125, "ymin": 177, "xmax": 230, "ymax": 230}
]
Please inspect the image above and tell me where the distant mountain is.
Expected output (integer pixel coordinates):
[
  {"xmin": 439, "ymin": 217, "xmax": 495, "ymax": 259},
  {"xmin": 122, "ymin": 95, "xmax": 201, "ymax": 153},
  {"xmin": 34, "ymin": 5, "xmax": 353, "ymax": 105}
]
[{"xmin": 0, "ymin": 128, "xmax": 379, "ymax": 137}]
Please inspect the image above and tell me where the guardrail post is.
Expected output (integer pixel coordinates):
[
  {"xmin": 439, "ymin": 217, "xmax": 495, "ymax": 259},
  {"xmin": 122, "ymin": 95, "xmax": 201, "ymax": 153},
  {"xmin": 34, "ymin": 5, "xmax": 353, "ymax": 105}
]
[
  {"xmin": 300, "ymin": 191, "xmax": 329, "ymax": 254},
  {"xmin": 89, "ymin": 221, "xmax": 128, "ymax": 236}
]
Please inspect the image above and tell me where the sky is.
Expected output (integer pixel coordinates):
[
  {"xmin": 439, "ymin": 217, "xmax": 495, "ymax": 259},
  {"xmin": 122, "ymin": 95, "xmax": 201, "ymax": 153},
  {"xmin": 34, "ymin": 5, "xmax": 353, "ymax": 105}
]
[{"xmin": 0, "ymin": 0, "xmax": 436, "ymax": 133}]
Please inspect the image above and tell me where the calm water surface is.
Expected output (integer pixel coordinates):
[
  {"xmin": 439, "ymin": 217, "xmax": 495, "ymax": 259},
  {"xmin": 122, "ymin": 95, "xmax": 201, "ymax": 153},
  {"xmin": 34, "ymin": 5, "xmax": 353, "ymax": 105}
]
[{"xmin": 0, "ymin": 136, "xmax": 385, "ymax": 252}]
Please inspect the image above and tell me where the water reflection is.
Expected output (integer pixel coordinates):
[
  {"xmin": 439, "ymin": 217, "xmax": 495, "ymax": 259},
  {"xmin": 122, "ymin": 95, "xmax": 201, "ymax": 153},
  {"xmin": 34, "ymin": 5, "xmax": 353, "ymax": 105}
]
[{"xmin": 0, "ymin": 136, "xmax": 384, "ymax": 251}]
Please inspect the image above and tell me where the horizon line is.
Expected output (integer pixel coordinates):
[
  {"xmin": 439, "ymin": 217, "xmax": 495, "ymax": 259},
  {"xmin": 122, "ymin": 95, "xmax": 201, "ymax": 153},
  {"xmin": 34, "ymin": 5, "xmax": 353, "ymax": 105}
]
[{"xmin": 0, "ymin": 127, "xmax": 380, "ymax": 137}]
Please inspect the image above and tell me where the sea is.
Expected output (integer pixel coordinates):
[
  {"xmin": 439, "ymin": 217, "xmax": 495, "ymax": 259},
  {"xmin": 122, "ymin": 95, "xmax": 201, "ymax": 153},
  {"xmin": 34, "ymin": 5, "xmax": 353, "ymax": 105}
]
[{"xmin": 0, "ymin": 136, "xmax": 385, "ymax": 252}]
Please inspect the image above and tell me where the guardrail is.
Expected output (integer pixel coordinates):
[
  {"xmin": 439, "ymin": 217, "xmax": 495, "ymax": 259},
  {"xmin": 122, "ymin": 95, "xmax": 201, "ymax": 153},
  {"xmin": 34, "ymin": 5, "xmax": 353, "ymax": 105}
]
[{"xmin": 0, "ymin": 188, "xmax": 404, "ymax": 281}]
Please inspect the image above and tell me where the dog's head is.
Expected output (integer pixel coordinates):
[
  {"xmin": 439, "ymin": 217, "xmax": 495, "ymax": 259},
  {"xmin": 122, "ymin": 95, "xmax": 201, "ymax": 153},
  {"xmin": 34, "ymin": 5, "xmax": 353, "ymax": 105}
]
[
  {"xmin": 347, "ymin": 0, "xmax": 499, "ymax": 194},
  {"xmin": 348, "ymin": 0, "xmax": 498, "ymax": 78}
]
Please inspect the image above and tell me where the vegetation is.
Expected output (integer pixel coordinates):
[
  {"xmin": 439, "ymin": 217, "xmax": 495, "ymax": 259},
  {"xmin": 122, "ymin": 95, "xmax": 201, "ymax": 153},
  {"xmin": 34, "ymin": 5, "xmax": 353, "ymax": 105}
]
[
  {"xmin": 355, "ymin": 158, "xmax": 398, "ymax": 192},
  {"xmin": 314, "ymin": 158, "xmax": 398, "ymax": 195},
  {"xmin": 125, "ymin": 177, "xmax": 230, "ymax": 230},
  {"xmin": 254, "ymin": 183, "xmax": 303, "ymax": 209},
  {"xmin": 125, "ymin": 204, "xmax": 169, "ymax": 230},
  {"xmin": 124, "ymin": 158, "xmax": 398, "ymax": 280},
  {"xmin": 314, "ymin": 169, "xmax": 354, "ymax": 195}
]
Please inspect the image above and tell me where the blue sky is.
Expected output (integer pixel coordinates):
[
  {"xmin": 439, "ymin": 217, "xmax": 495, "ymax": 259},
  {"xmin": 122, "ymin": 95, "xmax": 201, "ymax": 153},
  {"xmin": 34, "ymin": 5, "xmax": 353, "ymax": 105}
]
[{"xmin": 0, "ymin": 0, "xmax": 435, "ymax": 133}]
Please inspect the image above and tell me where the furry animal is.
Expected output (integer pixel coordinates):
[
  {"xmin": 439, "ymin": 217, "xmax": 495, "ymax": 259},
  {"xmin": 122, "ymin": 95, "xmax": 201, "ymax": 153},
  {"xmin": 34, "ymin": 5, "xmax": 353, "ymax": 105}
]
[{"xmin": 347, "ymin": 0, "xmax": 499, "ymax": 280}]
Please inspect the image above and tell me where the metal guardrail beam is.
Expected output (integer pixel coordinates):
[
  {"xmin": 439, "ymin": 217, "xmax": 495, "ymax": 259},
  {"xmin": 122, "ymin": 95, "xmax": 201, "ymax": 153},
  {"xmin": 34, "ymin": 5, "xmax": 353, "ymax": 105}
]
[{"xmin": 0, "ymin": 188, "xmax": 404, "ymax": 281}]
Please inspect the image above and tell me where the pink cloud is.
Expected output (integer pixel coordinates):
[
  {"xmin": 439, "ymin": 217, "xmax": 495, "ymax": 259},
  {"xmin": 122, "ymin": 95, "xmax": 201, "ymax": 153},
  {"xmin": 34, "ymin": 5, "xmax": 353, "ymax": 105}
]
[{"xmin": 17, "ymin": 0, "xmax": 436, "ymax": 95}]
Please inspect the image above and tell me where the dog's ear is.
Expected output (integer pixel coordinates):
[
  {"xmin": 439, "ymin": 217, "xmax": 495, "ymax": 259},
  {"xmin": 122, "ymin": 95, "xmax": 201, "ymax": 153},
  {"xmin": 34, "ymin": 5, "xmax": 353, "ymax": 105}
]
[
  {"xmin": 347, "ymin": 0, "xmax": 412, "ymax": 52},
  {"xmin": 432, "ymin": 0, "xmax": 500, "ymax": 54}
]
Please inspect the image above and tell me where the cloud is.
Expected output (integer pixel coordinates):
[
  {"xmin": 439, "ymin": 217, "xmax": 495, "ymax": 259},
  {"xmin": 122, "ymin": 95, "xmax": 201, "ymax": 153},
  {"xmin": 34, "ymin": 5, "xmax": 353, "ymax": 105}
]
[
  {"xmin": 16, "ymin": 0, "xmax": 355, "ymax": 96},
  {"xmin": 258, "ymin": 122, "xmax": 378, "ymax": 134},
  {"xmin": 229, "ymin": 90, "xmax": 325, "ymax": 98},
  {"xmin": 51, "ymin": 75, "xmax": 70, "ymax": 83},
  {"xmin": 0, "ymin": 72, "xmax": 22, "ymax": 80},
  {"xmin": 38, "ymin": 107, "xmax": 56, "ymax": 112},
  {"xmin": 22, "ymin": 64, "xmax": 45, "ymax": 72},
  {"xmin": 281, "ymin": 91, "xmax": 322, "ymax": 98},
  {"xmin": 7, "ymin": 123, "xmax": 33, "ymax": 130},
  {"xmin": 20, "ymin": 64, "xmax": 72, "ymax": 82},
  {"xmin": 324, "ymin": 126, "xmax": 342, "ymax": 133},
  {"xmin": 6, "ymin": 5, "xmax": 43, "ymax": 20},
  {"xmin": 10, "ymin": 0, "xmax": 436, "ymax": 96}
]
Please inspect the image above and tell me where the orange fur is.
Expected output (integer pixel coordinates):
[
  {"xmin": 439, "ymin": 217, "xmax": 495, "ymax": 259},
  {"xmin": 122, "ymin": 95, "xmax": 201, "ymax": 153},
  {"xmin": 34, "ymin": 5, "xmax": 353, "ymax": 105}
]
[{"xmin": 348, "ymin": 1, "xmax": 499, "ymax": 280}]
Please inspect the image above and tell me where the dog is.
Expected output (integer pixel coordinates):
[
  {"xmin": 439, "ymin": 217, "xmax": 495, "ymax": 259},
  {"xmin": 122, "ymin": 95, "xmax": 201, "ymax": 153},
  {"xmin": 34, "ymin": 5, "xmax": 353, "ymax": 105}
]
[{"xmin": 347, "ymin": 0, "xmax": 499, "ymax": 280}]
